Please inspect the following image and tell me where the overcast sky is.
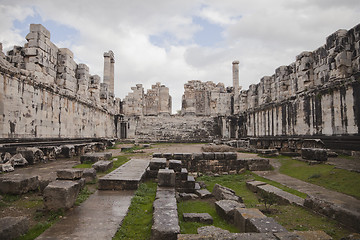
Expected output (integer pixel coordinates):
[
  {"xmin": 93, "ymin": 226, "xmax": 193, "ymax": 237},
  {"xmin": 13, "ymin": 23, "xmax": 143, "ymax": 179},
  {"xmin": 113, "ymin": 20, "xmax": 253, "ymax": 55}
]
[{"xmin": 0, "ymin": 0, "xmax": 359, "ymax": 113}]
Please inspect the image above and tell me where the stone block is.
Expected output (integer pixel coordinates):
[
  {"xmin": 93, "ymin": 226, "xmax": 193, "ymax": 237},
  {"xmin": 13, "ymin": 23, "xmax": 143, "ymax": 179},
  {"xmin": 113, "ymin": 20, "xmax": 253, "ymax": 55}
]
[
  {"xmin": 273, "ymin": 232, "xmax": 302, "ymax": 240},
  {"xmin": 56, "ymin": 169, "xmax": 83, "ymax": 180},
  {"xmin": 192, "ymin": 153, "xmax": 203, "ymax": 160},
  {"xmin": 246, "ymin": 159, "xmax": 271, "ymax": 171},
  {"xmin": 246, "ymin": 181, "xmax": 267, "ymax": 193},
  {"xmin": 203, "ymin": 152, "xmax": 214, "ymax": 160},
  {"xmin": 92, "ymin": 160, "xmax": 113, "ymax": 172},
  {"xmin": 179, "ymin": 193, "xmax": 199, "ymax": 200},
  {"xmin": 149, "ymin": 158, "xmax": 167, "ymax": 170},
  {"xmin": 195, "ymin": 189, "xmax": 212, "ymax": 199},
  {"xmin": 215, "ymin": 200, "xmax": 245, "ymax": 223},
  {"xmin": 234, "ymin": 208, "xmax": 266, "ymax": 232},
  {"xmin": 183, "ymin": 213, "xmax": 213, "ymax": 224},
  {"xmin": 257, "ymin": 184, "xmax": 305, "ymax": 206},
  {"xmin": 0, "ymin": 216, "xmax": 29, "ymax": 240},
  {"xmin": 61, "ymin": 145, "xmax": 75, "ymax": 158},
  {"xmin": 214, "ymin": 152, "xmax": 225, "ymax": 160},
  {"xmin": 30, "ymin": 24, "xmax": 50, "ymax": 38},
  {"xmin": 83, "ymin": 168, "xmax": 97, "ymax": 183},
  {"xmin": 0, "ymin": 174, "xmax": 39, "ymax": 194},
  {"xmin": 173, "ymin": 153, "xmax": 184, "ymax": 160},
  {"xmin": 257, "ymin": 149, "xmax": 279, "ymax": 157},
  {"xmin": 163, "ymin": 153, "xmax": 173, "ymax": 160},
  {"xmin": 169, "ymin": 160, "xmax": 182, "ymax": 172},
  {"xmin": 80, "ymin": 152, "xmax": 112, "ymax": 163},
  {"xmin": 43, "ymin": 180, "xmax": 81, "ymax": 210},
  {"xmin": 0, "ymin": 163, "xmax": 14, "ymax": 172},
  {"xmin": 213, "ymin": 183, "xmax": 242, "ymax": 202},
  {"xmin": 152, "ymin": 208, "xmax": 180, "ymax": 240},
  {"xmin": 180, "ymin": 168, "xmax": 188, "ymax": 180},
  {"xmin": 156, "ymin": 187, "xmax": 176, "ymax": 199},
  {"xmin": 247, "ymin": 217, "xmax": 287, "ymax": 233},
  {"xmin": 183, "ymin": 153, "xmax": 193, "ymax": 160},
  {"xmin": 224, "ymin": 152, "xmax": 238, "ymax": 160},
  {"xmin": 301, "ymin": 148, "xmax": 328, "ymax": 161},
  {"xmin": 39, "ymin": 146, "xmax": 56, "ymax": 161},
  {"xmin": 153, "ymin": 153, "xmax": 163, "ymax": 158},
  {"xmin": 153, "ymin": 197, "xmax": 177, "ymax": 210},
  {"xmin": 16, "ymin": 147, "xmax": 44, "ymax": 164},
  {"xmin": 158, "ymin": 168, "xmax": 175, "ymax": 187}
]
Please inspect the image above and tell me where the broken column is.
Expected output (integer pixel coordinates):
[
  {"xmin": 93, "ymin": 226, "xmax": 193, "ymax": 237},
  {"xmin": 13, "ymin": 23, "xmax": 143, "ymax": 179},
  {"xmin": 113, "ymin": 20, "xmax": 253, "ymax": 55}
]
[
  {"xmin": 232, "ymin": 60, "xmax": 240, "ymax": 114},
  {"xmin": 103, "ymin": 50, "xmax": 115, "ymax": 97}
]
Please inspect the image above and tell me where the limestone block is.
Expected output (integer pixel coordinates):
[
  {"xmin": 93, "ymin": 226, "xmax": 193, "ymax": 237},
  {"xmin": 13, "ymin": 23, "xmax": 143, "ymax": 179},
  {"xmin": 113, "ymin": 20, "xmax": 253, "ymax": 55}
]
[
  {"xmin": 158, "ymin": 168, "xmax": 175, "ymax": 187},
  {"xmin": 92, "ymin": 160, "xmax": 113, "ymax": 172},
  {"xmin": 56, "ymin": 169, "xmax": 83, "ymax": 180},
  {"xmin": 183, "ymin": 213, "xmax": 213, "ymax": 224},
  {"xmin": 178, "ymin": 193, "xmax": 198, "ymax": 200},
  {"xmin": 16, "ymin": 147, "xmax": 44, "ymax": 164},
  {"xmin": 192, "ymin": 153, "xmax": 203, "ymax": 160},
  {"xmin": 273, "ymin": 232, "xmax": 302, "ymax": 240},
  {"xmin": 215, "ymin": 200, "xmax": 245, "ymax": 223},
  {"xmin": 213, "ymin": 183, "xmax": 242, "ymax": 202},
  {"xmin": 180, "ymin": 168, "xmax": 188, "ymax": 180},
  {"xmin": 0, "ymin": 216, "xmax": 29, "ymax": 240},
  {"xmin": 10, "ymin": 153, "xmax": 28, "ymax": 166},
  {"xmin": 224, "ymin": 152, "xmax": 238, "ymax": 160},
  {"xmin": 169, "ymin": 160, "xmax": 182, "ymax": 172},
  {"xmin": 234, "ymin": 208, "xmax": 266, "ymax": 232},
  {"xmin": 152, "ymin": 153, "xmax": 163, "ymax": 158},
  {"xmin": 24, "ymin": 47, "xmax": 37, "ymax": 56},
  {"xmin": 0, "ymin": 163, "xmax": 14, "ymax": 172},
  {"xmin": 39, "ymin": 146, "xmax": 57, "ymax": 161},
  {"xmin": 43, "ymin": 180, "xmax": 81, "ymax": 210},
  {"xmin": 0, "ymin": 152, "xmax": 11, "ymax": 164},
  {"xmin": 61, "ymin": 145, "xmax": 76, "ymax": 158},
  {"xmin": 294, "ymin": 231, "xmax": 333, "ymax": 240},
  {"xmin": 246, "ymin": 158, "xmax": 271, "ymax": 171},
  {"xmin": 247, "ymin": 217, "xmax": 287, "ymax": 233},
  {"xmin": 152, "ymin": 208, "xmax": 180, "ymax": 240},
  {"xmin": 246, "ymin": 181, "xmax": 267, "ymax": 193},
  {"xmin": 149, "ymin": 158, "xmax": 167, "ymax": 170},
  {"xmin": 301, "ymin": 148, "xmax": 327, "ymax": 161},
  {"xmin": 156, "ymin": 186, "xmax": 176, "ymax": 199},
  {"xmin": 0, "ymin": 175, "xmax": 39, "ymax": 194},
  {"xmin": 153, "ymin": 197, "xmax": 177, "ymax": 210},
  {"xmin": 183, "ymin": 153, "xmax": 193, "ymax": 160},
  {"xmin": 80, "ymin": 152, "xmax": 112, "ymax": 163},
  {"xmin": 30, "ymin": 24, "xmax": 50, "ymax": 39},
  {"xmin": 173, "ymin": 153, "xmax": 184, "ymax": 160},
  {"xmin": 203, "ymin": 152, "xmax": 215, "ymax": 160},
  {"xmin": 214, "ymin": 152, "xmax": 225, "ymax": 160},
  {"xmin": 257, "ymin": 184, "xmax": 305, "ymax": 206},
  {"xmin": 195, "ymin": 189, "xmax": 212, "ymax": 199},
  {"xmin": 83, "ymin": 168, "xmax": 96, "ymax": 183}
]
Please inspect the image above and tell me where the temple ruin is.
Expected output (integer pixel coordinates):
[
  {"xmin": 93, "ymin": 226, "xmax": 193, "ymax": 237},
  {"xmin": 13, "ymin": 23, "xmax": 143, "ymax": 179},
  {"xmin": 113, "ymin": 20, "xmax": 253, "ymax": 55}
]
[{"xmin": 0, "ymin": 23, "xmax": 359, "ymax": 150}]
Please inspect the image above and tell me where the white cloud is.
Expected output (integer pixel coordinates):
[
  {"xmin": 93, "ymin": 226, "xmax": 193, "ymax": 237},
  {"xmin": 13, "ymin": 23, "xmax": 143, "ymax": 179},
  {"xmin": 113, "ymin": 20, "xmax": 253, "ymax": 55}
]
[{"xmin": 0, "ymin": 0, "xmax": 359, "ymax": 112}]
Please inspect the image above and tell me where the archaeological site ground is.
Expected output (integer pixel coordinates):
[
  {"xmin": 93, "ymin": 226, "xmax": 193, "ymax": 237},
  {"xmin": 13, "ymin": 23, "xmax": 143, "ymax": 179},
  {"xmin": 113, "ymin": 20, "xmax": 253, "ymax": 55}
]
[{"xmin": 0, "ymin": 23, "xmax": 360, "ymax": 240}]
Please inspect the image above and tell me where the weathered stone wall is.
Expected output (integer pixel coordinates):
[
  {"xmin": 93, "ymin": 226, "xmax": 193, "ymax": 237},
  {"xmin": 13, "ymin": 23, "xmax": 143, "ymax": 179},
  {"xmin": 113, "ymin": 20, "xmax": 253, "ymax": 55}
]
[
  {"xmin": 126, "ymin": 115, "xmax": 221, "ymax": 142},
  {"xmin": 0, "ymin": 24, "xmax": 121, "ymax": 139},
  {"xmin": 226, "ymin": 24, "xmax": 360, "ymax": 138}
]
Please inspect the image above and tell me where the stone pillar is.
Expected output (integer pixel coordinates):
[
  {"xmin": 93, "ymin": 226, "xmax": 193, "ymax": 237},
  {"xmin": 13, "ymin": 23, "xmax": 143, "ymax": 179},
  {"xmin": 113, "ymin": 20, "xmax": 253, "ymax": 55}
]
[
  {"xmin": 103, "ymin": 51, "xmax": 115, "ymax": 96},
  {"xmin": 232, "ymin": 60, "xmax": 240, "ymax": 114}
]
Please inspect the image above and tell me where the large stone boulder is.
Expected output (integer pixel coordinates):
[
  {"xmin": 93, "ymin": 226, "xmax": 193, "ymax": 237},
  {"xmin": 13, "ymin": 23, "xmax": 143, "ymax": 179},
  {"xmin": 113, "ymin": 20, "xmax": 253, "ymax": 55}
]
[
  {"xmin": 92, "ymin": 160, "xmax": 113, "ymax": 172},
  {"xmin": 234, "ymin": 208, "xmax": 266, "ymax": 232},
  {"xmin": 0, "ymin": 174, "xmax": 39, "ymax": 194},
  {"xmin": 10, "ymin": 153, "xmax": 28, "ymax": 167},
  {"xmin": 0, "ymin": 216, "xmax": 29, "ymax": 240},
  {"xmin": 215, "ymin": 200, "xmax": 245, "ymax": 223},
  {"xmin": 43, "ymin": 180, "xmax": 81, "ymax": 210},
  {"xmin": 212, "ymin": 184, "xmax": 242, "ymax": 202},
  {"xmin": 301, "ymin": 148, "xmax": 328, "ymax": 161},
  {"xmin": 57, "ymin": 169, "xmax": 83, "ymax": 180}
]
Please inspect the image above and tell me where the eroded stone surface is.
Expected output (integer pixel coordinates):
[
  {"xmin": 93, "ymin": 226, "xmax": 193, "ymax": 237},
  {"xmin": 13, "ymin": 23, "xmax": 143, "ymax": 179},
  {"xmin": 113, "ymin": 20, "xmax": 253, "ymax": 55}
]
[
  {"xmin": 247, "ymin": 217, "xmax": 287, "ymax": 233},
  {"xmin": 43, "ymin": 180, "xmax": 81, "ymax": 210},
  {"xmin": 213, "ymin": 183, "xmax": 242, "ymax": 202},
  {"xmin": 215, "ymin": 199, "xmax": 245, "ymax": 223},
  {"xmin": 0, "ymin": 174, "xmax": 39, "ymax": 194},
  {"xmin": 56, "ymin": 168, "xmax": 83, "ymax": 180},
  {"xmin": 183, "ymin": 213, "xmax": 213, "ymax": 224},
  {"xmin": 234, "ymin": 207, "xmax": 266, "ymax": 232},
  {"xmin": 80, "ymin": 152, "xmax": 112, "ymax": 163},
  {"xmin": 158, "ymin": 168, "xmax": 175, "ymax": 187},
  {"xmin": 0, "ymin": 216, "xmax": 29, "ymax": 240},
  {"xmin": 92, "ymin": 160, "xmax": 113, "ymax": 172}
]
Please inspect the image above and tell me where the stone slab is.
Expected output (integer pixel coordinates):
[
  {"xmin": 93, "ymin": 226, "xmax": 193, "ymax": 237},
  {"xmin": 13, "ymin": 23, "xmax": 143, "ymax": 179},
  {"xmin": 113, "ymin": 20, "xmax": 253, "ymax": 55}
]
[
  {"xmin": 98, "ymin": 159, "xmax": 149, "ymax": 190},
  {"xmin": 301, "ymin": 148, "xmax": 328, "ymax": 161},
  {"xmin": 246, "ymin": 180, "xmax": 267, "ymax": 193},
  {"xmin": 80, "ymin": 152, "xmax": 112, "ymax": 163},
  {"xmin": 92, "ymin": 160, "xmax": 113, "ymax": 172},
  {"xmin": 43, "ymin": 180, "xmax": 81, "ymax": 210},
  {"xmin": 178, "ymin": 233, "xmax": 277, "ymax": 240},
  {"xmin": 56, "ymin": 169, "xmax": 83, "ymax": 180},
  {"xmin": 83, "ymin": 168, "xmax": 96, "ymax": 183},
  {"xmin": 213, "ymin": 183, "xmax": 242, "ymax": 202},
  {"xmin": 234, "ymin": 207, "xmax": 266, "ymax": 232},
  {"xmin": 247, "ymin": 217, "xmax": 287, "ymax": 233},
  {"xmin": 294, "ymin": 231, "xmax": 333, "ymax": 240},
  {"xmin": 0, "ymin": 174, "xmax": 39, "ymax": 194},
  {"xmin": 179, "ymin": 193, "xmax": 199, "ymax": 200},
  {"xmin": 183, "ymin": 213, "xmax": 213, "ymax": 224},
  {"xmin": 156, "ymin": 186, "xmax": 176, "ymax": 199},
  {"xmin": 169, "ymin": 160, "xmax": 182, "ymax": 172},
  {"xmin": 149, "ymin": 158, "xmax": 167, "ymax": 170},
  {"xmin": 153, "ymin": 197, "xmax": 177, "ymax": 210},
  {"xmin": 273, "ymin": 232, "xmax": 302, "ymax": 240},
  {"xmin": 215, "ymin": 200, "xmax": 245, "ymax": 223},
  {"xmin": 152, "ymin": 208, "xmax": 180, "ymax": 240},
  {"xmin": 0, "ymin": 216, "xmax": 29, "ymax": 240},
  {"xmin": 257, "ymin": 184, "xmax": 305, "ymax": 206},
  {"xmin": 195, "ymin": 189, "xmax": 212, "ymax": 198}
]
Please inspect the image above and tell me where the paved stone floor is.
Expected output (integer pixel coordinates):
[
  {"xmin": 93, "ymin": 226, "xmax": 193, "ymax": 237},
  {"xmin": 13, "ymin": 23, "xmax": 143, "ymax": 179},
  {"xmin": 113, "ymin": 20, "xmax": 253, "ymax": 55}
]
[{"xmin": 36, "ymin": 190, "xmax": 134, "ymax": 240}]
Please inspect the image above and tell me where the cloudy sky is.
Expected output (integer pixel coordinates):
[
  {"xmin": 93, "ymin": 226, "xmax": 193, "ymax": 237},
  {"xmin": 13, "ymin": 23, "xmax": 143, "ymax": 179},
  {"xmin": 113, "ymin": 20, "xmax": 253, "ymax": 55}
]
[{"xmin": 0, "ymin": 0, "xmax": 359, "ymax": 112}]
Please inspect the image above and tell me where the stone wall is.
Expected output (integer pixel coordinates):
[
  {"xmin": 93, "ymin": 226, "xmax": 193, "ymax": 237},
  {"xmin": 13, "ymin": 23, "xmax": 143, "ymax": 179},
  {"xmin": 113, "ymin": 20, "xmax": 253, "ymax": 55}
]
[
  {"xmin": 0, "ymin": 24, "xmax": 121, "ymax": 139},
  {"xmin": 126, "ymin": 115, "xmax": 221, "ymax": 142},
  {"xmin": 225, "ymin": 23, "xmax": 360, "ymax": 138}
]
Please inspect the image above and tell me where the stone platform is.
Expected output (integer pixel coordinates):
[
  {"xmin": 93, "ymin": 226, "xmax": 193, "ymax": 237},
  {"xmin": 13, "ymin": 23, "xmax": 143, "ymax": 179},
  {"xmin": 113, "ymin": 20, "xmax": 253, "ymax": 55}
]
[{"xmin": 98, "ymin": 159, "xmax": 149, "ymax": 190}]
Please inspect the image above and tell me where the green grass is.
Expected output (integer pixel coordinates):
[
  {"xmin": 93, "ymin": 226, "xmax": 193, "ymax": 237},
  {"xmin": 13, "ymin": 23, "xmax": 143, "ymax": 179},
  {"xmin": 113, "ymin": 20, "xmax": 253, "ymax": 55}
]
[
  {"xmin": 75, "ymin": 186, "xmax": 94, "ymax": 206},
  {"xmin": 197, "ymin": 173, "xmax": 353, "ymax": 239},
  {"xmin": 104, "ymin": 156, "xmax": 129, "ymax": 174},
  {"xmin": 268, "ymin": 205, "xmax": 352, "ymax": 239},
  {"xmin": 178, "ymin": 200, "xmax": 238, "ymax": 234},
  {"xmin": 17, "ymin": 209, "xmax": 64, "ymax": 240},
  {"xmin": 279, "ymin": 158, "xmax": 360, "ymax": 199},
  {"xmin": 113, "ymin": 180, "xmax": 157, "ymax": 240}
]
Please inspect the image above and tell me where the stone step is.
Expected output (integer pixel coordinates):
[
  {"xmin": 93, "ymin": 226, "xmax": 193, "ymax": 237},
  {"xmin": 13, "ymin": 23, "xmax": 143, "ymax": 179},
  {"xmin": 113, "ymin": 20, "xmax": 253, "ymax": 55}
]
[
  {"xmin": 98, "ymin": 159, "xmax": 149, "ymax": 190},
  {"xmin": 80, "ymin": 152, "xmax": 112, "ymax": 163}
]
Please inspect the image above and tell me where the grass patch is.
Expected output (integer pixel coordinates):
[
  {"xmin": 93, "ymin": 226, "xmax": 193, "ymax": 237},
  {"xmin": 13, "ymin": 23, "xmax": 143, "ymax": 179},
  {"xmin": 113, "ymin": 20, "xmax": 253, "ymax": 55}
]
[
  {"xmin": 18, "ymin": 209, "xmax": 64, "ymax": 240},
  {"xmin": 279, "ymin": 158, "xmax": 360, "ymax": 199},
  {"xmin": 268, "ymin": 205, "xmax": 352, "ymax": 239},
  {"xmin": 178, "ymin": 200, "xmax": 238, "ymax": 234},
  {"xmin": 113, "ymin": 180, "xmax": 157, "ymax": 240},
  {"xmin": 104, "ymin": 156, "xmax": 129, "ymax": 174},
  {"xmin": 73, "ymin": 162, "xmax": 93, "ymax": 169}
]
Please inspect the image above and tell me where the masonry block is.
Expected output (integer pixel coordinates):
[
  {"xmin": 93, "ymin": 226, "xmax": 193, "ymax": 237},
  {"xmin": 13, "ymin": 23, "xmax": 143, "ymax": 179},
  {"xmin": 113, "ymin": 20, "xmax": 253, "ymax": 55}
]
[{"xmin": 158, "ymin": 168, "xmax": 175, "ymax": 187}]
